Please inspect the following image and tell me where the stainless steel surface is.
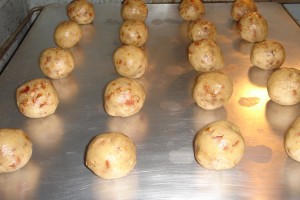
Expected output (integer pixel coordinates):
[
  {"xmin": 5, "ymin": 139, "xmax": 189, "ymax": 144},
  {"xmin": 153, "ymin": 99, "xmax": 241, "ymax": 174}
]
[{"xmin": 0, "ymin": 2, "xmax": 300, "ymax": 200}]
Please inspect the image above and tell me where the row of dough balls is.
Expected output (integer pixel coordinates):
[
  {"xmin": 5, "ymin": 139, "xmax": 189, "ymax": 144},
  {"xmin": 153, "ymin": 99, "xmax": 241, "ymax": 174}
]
[
  {"xmin": 178, "ymin": 0, "xmax": 241, "ymax": 169},
  {"xmin": 1, "ymin": 0, "xmax": 96, "ymax": 172},
  {"xmin": 16, "ymin": 0, "xmax": 96, "ymax": 119},
  {"xmin": 231, "ymin": 0, "xmax": 300, "ymax": 163},
  {"xmin": 232, "ymin": 0, "xmax": 300, "ymax": 163},
  {"xmin": 178, "ymin": 0, "xmax": 233, "ymax": 111},
  {"xmin": 2, "ymin": 115, "xmax": 300, "ymax": 174},
  {"xmin": 104, "ymin": 0, "xmax": 148, "ymax": 118},
  {"xmin": 86, "ymin": 0, "xmax": 149, "ymax": 179},
  {"xmin": 41, "ymin": 0, "xmax": 95, "ymax": 79},
  {"xmin": 231, "ymin": 0, "xmax": 300, "ymax": 106}
]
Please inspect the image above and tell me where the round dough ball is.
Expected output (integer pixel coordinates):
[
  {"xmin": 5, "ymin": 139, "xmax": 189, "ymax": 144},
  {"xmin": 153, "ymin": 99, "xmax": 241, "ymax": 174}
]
[
  {"xmin": 39, "ymin": 47, "xmax": 75, "ymax": 79},
  {"xmin": 250, "ymin": 40, "xmax": 286, "ymax": 70},
  {"xmin": 267, "ymin": 67, "xmax": 300, "ymax": 106},
  {"xmin": 179, "ymin": 0, "xmax": 205, "ymax": 21},
  {"xmin": 285, "ymin": 117, "xmax": 300, "ymax": 162},
  {"xmin": 193, "ymin": 71, "xmax": 233, "ymax": 110},
  {"xmin": 0, "ymin": 129, "xmax": 32, "ymax": 173},
  {"xmin": 237, "ymin": 12, "xmax": 268, "ymax": 43},
  {"xmin": 67, "ymin": 0, "xmax": 95, "ymax": 24},
  {"xmin": 86, "ymin": 132, "xmax": 136, "ymax": 179},
  {"xmin": 188, "ymin": 20, "xmax": 217, "ymax": 42},
  {"xmin": 104, "ymin": 77, "xmax": 146, "ymax": 117},
  {"xmin": 231, "ymin": 0, "xmax": 257, "ymax": 21},
  {"xmin": 113, "ymin": 45, "xmax": 147, "ymax": 78},
  {"xmin": 16, "ymin": 78, "xmax": 59, "ymax": 118},
  {"xmin": 121, "ymin": 0, "xmax": 148, "ymax": 22},
  {"xmin": 188, "ymin": 38, "xmax": 225, "ymax": 72},
  {"xmin": 54, "ymin": 20, "xmax": 82, "ymax": 49},
  {"xmin": 120, "ymin": 20, "xmax": 148, "ymax": 47},
  {"xmin": 194, "ymin": 120, "xmax": 245, "ymax": 170}
]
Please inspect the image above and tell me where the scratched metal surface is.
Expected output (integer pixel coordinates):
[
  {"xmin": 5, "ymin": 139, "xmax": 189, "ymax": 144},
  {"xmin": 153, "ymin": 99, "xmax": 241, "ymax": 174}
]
[{"xmin": 0, "ymin": 2, "xmax": 300, "ymax": 200}]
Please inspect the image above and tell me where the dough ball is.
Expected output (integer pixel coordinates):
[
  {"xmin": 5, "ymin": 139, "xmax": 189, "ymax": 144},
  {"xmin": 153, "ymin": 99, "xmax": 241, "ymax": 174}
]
[
  {"xmin": 194, "ymin": 120, "xmax": 245, "ymax": 170},
  {"xmin": 0, "ymin": 129, "xmax": 32, "ymax": 173},
  {"xmin": 104, "ymin": 77, "xmax": 146, "ymax": 117},
  {"xmin": 267, "ymin": 67, "xmax": 300, "ymax": 106},
  {"xmin": 237, "ymin": 12, "xmax": 268, "ymax": 42},
  {"xmin": 121, "ymin": 0, "xmax": 148, "ymax": 21},
  {"xmin": 285, "ymin": 117, "xmax": 300, "ymax": 162},
  {"xmin": 67, "ymin": 0, "xmax": 95, "ymax": 24},
  {"xmin": 188, "ymin": 38, "xmax": 225, "ymax": 72},
  {"xmin": 250, "ymin": 40, "xmax": 286, "ymax": 70},
  {"xmin": 179, "ymin": 0, "xmax": 205, "ymax": 21},
  {"xmin": 231, "ymin": 0, "xmax": 257, "ymax": 21},
  {"xmin": 39, "ymin": 47, "xmax": 75, "ymax": 79},
  {"xmin": 188, "ymin": 20, "xmax": 217, "ymax": 42},
  {"xmin": 86, "ymin": 132, "xmax": 136, "ymax": 179},
  {"xmin": 120, "ymin": 20, "xmax": 148, "ymax": 47},
  {"xmin": 193, "ymin": 71, "xmax": 233, "ymax": 110},
  {"xmin": 54, "ymin": 20, "xmax": 82, "ymax": 49},
  {"xmin": 113, "ymin": 45, "xmax": 147, "ymax": 78},
  {"xmin": 16, "ymin": 78, "xmax": 59, "ymax": 118}
]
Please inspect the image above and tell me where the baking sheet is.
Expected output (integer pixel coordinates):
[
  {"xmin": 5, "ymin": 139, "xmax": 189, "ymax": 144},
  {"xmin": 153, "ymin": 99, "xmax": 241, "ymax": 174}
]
[{"xmin": 0, "ymin": 2, "xmax": 300, "ymax": 200}]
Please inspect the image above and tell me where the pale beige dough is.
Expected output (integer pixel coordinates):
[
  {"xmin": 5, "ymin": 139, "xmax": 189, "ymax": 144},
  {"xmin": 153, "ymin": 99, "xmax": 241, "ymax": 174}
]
[
  {"xmin": 121, "ymin": 0, "xmax": 148, "ymax": 21},
  {"xmin": 250, "ymin": 40, "xmax": 286, "ymax": 70},
  {"xmin": 54, "ymin": 20, "xmax": 82, "ymax": 49},
  {"xmin": 188, "ymin": 38, "xmax": 225, "ymax": 72},
  {"xmin": 67, "ymin": 0, "xmax": 95, "ymax": 24},
  {"xmin": 194, "ymin": 120, "xmax": 245, "ymax": 170},
  {"xmin": 0, "ymin": 129, "xmax": 32, "ymax": 173},
  {"xmin": 120, "ymin": 20, "xmax": 148, "ymax": 47},
  {"xmin": 104, "ymin": 77, "xmax": 146, "ymax": 117},
  {"xmin": 267, "ymin": 67, "xmax": 300, "ymax": 106},
  {"xmin": 39, "ymin": 47, "xmax": 75, "ymax": 79},
  {"xmin": 193, "ymin": 71, "xmax": 233, "ymax": 110},
  {"xmin": 188, "ymin": 20, "xmax": 217, "ymax": 42},
  {"xmin": 238, "ymin": 12, "xmax": 268, "ymax": 42},
  {"xmin": 285, "ymin": 117, "xmax": 300, "ymax": 162},
  {"xmin": 16, "ymin": 78, "xmax": 59, "ymax": 118},
  {"xmin": 113, "ymin": 45, "xmax": 147, "ymax": 78},
  {"xmin": 179, "ymin": 0, "xmax": 205, "ymax": 21},
  {"xmin": 86, "ymin": 132, "xmax": 136, "ymax": 179},
  {"xmin": 231, "ymin": 0, "xmax": 257, "ymax": 21}
]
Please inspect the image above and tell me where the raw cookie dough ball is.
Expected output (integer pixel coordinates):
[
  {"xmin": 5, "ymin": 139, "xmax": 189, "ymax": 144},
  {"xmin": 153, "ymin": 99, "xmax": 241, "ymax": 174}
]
[
  {"xmin": 120, "ymin": 20, "xmax": 148, "ymax": 47},
  {"xmin": 39, "ymin": 47, "xmax": 75, "ymax": 79},
  {"xmin": 67, "ymin": 0, "xmax": 95, "ymax": 24},
  {"xmin": 194, "ymin": 120, "xmax": 245, "ymax": 170},
  {"xmin": 86, "ymin": 132, "xmax": 136, "ymax": 179},
  {"xmin": 267, "ymin": 67, "xmax": 300, "ymax": 105},
  {"xmin": 188, "ymin": 20, "xmax": 217, "ymax": 42},
  {"xmin": 250, "ymin": 40, "xmax": 286, "ymax": 70},
  {"xmin": 113, "ymin": 45, "xmax": 147, "ymax": 78},
  {"xmin": 188, "ymin": 38, "xmax": 225, "ymax": 72},
  {"xmin": 16, "ymin": 78, "xmax": 59, "ymax": 118},
  {"xmin": 0, "ymin": 129, "xmax": 32, "ymax": 173},
  {"xmin": 179, "ymin": 0, "xmax": 205, "ymax": 21},
  {"xmin": 231, "ymin": 0, "xmax": 257, "ymax": 21},
  {"xmin": 121, "ymin": 0, "xmax": 148, "ymax": 22},
  {"xmin": 238, "ymin": 12, "xmax": 268, "ymax": 42},
  {"xmin": 285, "ymin": 117, "xmax": 300, "ymax": 162},
  {"xmin": 54, "ymin": 20, "xmax": 82, "ymax": 48},
  {"xmin": 193, "ymin": 71, "xmax": 233, "ymax": 110},
  {"xmin": 104, "ymin": 77, "xmax": 146, "ymax": 117}
]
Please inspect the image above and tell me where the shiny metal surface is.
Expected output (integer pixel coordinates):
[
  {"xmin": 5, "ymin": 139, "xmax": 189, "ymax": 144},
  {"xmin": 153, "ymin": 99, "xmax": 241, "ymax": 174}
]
[{"xmin": 0, "ymin": 2, "xmax": 300, "ymax": 200}]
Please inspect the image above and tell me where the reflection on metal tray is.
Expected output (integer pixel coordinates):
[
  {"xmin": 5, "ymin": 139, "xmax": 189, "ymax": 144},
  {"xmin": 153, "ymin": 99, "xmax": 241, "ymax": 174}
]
[{"xmin": 0, "ymin": 2, "xmax": 300, "ymax": 200}]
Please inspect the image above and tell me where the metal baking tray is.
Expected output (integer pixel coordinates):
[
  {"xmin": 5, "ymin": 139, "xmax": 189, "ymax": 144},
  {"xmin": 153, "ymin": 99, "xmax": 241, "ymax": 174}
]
[{"xmin": 0, "ymin": 2, "xmax": 300, "ymax": 199}]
